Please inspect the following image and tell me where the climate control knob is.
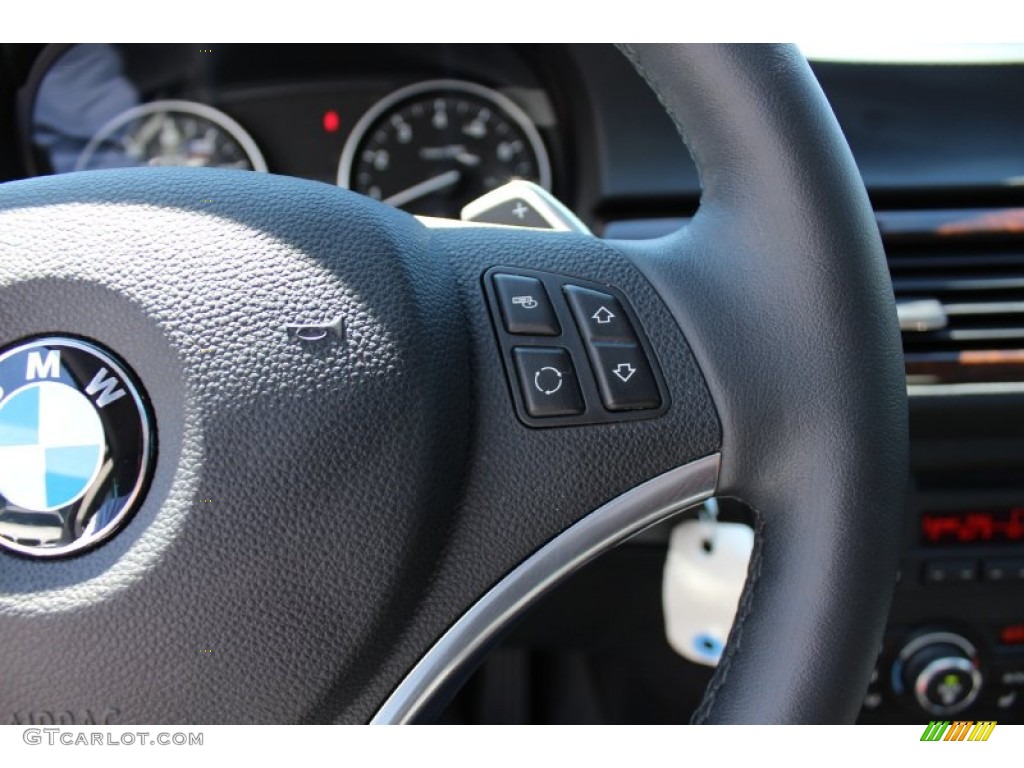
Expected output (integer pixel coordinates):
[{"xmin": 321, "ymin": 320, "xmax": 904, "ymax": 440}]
[{"xmin": 895, "ymin": 632, "xmax": 983, "ymax": 716}]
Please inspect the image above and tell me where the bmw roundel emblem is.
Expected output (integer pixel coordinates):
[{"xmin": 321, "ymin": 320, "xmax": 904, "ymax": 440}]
[{"xmin": 0, "ymin": 337, "xmax": 153, "ymax": 558}]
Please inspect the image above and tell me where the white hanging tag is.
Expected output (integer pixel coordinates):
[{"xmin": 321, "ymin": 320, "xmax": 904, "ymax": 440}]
[{"xmin": 662, "ymin": 501, "xmax": 754, "ymax": 667}]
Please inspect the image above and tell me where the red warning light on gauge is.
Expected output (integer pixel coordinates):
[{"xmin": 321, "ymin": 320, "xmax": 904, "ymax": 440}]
[{"xmin": 323, "ymin": 110, "xmax": 341, "ymax": 134}]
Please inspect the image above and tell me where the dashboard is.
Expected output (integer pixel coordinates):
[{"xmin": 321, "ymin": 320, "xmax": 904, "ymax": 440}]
[{"xmin": 1, "ymin": 43, "xmax": 1023, "ymax": 725}]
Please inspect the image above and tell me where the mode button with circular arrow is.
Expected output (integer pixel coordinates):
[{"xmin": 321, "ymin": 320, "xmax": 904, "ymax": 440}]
[{"xmin": 512, "ymin": 347, "xmax": 584, "ymax": 417}]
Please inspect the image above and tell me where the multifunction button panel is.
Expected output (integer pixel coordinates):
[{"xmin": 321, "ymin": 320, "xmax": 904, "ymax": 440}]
[{"xmin": 484, "ymin": 267, "xmax": 668, "ymax": 427}]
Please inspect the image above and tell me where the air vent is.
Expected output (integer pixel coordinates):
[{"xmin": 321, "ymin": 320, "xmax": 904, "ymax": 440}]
[{"xmin": 879, "ymin": 207, "xmax": 1024, "ymax": 385}]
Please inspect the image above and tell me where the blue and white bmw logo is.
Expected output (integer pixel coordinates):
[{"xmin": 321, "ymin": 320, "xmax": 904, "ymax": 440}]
[{"xmin": 0, "ymin": 337, "xmax": 153, "ymax": 558}]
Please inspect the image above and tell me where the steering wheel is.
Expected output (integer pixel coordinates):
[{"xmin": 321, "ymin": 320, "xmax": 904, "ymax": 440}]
[{"xmin": 0, "ymin": 43, "xmax": 906, "ymax": 724}]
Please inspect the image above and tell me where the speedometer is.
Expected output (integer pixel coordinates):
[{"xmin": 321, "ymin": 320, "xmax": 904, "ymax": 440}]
[{"xmin": 337, "ymin": 80, "xmax": 551, "ymax": 218}]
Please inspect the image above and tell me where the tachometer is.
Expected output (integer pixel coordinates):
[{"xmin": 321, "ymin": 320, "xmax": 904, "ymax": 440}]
[
  {"xmin": 337, "ymin": 80, "xmax": 551, "ymax": 218},
  {"xmin": 75, "ymin": 99, "xmax": 267, "ymax": 173}
]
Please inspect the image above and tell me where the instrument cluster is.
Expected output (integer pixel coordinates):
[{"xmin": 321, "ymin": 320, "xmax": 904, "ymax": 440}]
[{"xmin": 23, "ymin": 44, "xmax": 567, "ymax": 219}]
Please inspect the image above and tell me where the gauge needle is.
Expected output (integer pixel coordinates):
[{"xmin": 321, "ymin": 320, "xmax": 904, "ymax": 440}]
[
  {"xmin": 419, "ymin": 145, "xmax": 465, "ymax": 160},
  {"xmin": 419, "ymin": 145, "xmax": 481, "ymax": 168},
  {"xmin": 383, "ymin": 170, "xmax": 461, "ymax": 208}
]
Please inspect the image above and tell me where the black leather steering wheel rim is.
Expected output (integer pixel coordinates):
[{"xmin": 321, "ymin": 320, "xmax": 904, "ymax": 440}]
[
  {"xmin": 0, "ymin": 43, "xmax": 906, "ymax": 724},
  {"xmin": 617, "ymin": 44, "xmax": 908, "ymax": 722}
]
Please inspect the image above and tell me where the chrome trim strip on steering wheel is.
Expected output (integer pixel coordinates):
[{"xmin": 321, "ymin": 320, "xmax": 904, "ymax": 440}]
[{"xmin": 371, "ymin": 452, "xmax": 721, "ymax": 724}]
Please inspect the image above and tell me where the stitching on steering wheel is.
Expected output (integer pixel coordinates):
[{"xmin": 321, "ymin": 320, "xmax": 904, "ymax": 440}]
[
  {"xmin": 614, "ymin": 43, "xmax": 705, "ymax": 193},
  {"xmin": 690, "ymin": 502, "xmax": 765, "ymax": 723}
]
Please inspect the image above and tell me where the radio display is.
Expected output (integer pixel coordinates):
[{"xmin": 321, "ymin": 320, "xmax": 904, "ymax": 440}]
[{"xmin": 922, "ymin": 508, "xmax": 1024, "ymax": 546}]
